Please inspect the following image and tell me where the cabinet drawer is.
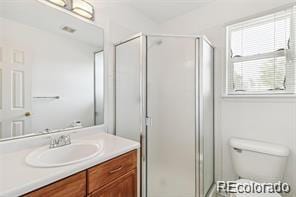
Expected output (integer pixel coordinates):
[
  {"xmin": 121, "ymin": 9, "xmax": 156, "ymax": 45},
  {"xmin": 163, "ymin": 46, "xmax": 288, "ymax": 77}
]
[
  {"xmin": 87, "ymin": 150, "xmax": 137, "ymax": 193},
  {"xmin": 89, "ymin": 169, "xmax": 137, "ymax": 197},
  {"xmin": 24, "ymin": 171, "xmax": 86, "ymax": 197}
]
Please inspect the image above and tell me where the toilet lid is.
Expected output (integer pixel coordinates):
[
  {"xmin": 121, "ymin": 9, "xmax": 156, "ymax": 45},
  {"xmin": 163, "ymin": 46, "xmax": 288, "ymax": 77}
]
[{"xmin": 230, "ymin": 179, "xmax": 282, "ymax": 197}]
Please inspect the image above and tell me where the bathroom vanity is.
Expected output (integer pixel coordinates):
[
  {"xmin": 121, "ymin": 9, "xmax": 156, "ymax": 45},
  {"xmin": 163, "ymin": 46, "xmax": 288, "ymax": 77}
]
[
  {"xmin": 0, "ymin": 130, "xmax": 140, "ymax": 197},
  {"xmin": 24, "ymin": 150, "xmax": 137, "ymax": 197}
]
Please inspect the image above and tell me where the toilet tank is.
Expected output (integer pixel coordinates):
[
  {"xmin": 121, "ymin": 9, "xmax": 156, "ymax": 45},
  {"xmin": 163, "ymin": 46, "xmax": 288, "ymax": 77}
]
[{"xmin": 230, "ymin": 138, "xmax": 289, "ymax": 183}]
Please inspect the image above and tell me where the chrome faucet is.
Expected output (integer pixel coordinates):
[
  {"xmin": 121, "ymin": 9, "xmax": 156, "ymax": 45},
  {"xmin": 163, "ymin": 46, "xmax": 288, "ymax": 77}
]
[{"xmin": 49, "ymin": 134, "xmax": 71, "ymax": 149}]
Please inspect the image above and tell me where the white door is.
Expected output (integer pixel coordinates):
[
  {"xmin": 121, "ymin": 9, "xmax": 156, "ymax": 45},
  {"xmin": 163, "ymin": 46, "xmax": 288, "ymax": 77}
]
[
  {"xmin": 146, "ymin": 36, "xmax": 196, "ymax": 197},
  {"xmin": 0, "ymin": 44, "xmax": 32, "ymax": 139}
]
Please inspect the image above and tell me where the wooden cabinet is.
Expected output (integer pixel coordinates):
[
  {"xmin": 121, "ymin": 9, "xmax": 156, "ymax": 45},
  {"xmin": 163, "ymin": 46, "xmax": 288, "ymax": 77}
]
[
  {"xmin": 24, "ymin": 172, "xmax": 86, "ymax": 197},
  {"xmin": 89, "ymin": 170, "xmax": 137, "ymax": 197},
  {"xmin": 24, "ymin": 150, "xmax": 137, "ymax": 197},
  {"xmin": 87, "ymin": 150, "xmax": 137, "ymax": 193}
]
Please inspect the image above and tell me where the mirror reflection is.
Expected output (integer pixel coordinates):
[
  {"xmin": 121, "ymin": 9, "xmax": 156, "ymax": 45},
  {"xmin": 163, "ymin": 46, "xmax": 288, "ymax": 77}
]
[{"xmin": 0, "ymin": 0, "xmax": 104, "ymax": 140}]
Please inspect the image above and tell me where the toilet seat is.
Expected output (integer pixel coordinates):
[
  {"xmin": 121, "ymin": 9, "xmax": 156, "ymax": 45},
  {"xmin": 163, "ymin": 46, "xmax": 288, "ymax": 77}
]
[{"xmin": 230, "ymin": 179, "xmax": 282, "ymax": 197}]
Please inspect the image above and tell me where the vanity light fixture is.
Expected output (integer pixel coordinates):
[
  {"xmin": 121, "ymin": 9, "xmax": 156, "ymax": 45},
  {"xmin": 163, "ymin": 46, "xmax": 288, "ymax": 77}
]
[
  {"xmin": 72, "ymin": 0, "xmax": 95, "ymax": 20},
  {"xmin": 44, "ymin": 0, "xmax": 95, "ymax": 21}
]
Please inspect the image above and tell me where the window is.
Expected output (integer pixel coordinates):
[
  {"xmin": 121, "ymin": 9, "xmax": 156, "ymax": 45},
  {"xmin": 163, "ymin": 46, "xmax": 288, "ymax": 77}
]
[{"xmin": 226, "ymin": 7, "xmax": 296, "ymax": 96}]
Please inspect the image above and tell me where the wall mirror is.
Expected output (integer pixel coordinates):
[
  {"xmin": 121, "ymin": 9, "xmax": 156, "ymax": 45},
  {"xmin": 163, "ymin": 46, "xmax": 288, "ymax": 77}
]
[{"xmin": 0, "ymin": 0, "xmax": 104, "ymax": 141}]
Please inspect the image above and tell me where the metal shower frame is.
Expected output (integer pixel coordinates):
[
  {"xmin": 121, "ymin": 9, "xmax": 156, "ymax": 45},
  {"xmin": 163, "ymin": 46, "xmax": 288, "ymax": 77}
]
[{"xmin": 114, "ymin": 33, "xmax": 215, "ymax": 197}]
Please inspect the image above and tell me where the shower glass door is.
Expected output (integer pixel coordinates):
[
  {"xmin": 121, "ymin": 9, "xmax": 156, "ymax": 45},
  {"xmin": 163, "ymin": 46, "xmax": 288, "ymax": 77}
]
[
  {"xmin": 146, "ymin": 36, "xmax": 197, "ymax": 197},
  {"xmin": 115, "ymin": 37, "xmax": 142, "ymax": 142},
  {"xmin": 201, "ymin": 39, "xmax": 215, "ymax": 196}
]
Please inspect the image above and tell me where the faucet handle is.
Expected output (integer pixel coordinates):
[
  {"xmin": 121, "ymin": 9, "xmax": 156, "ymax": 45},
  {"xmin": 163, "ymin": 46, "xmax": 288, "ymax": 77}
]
[
  {"xmin": 64, "ymin": 134, "xmax": 71, "ymax": 145},
  {"xmin": 49, "ymin": 136, "xmax": 57, "ymax": 148}
]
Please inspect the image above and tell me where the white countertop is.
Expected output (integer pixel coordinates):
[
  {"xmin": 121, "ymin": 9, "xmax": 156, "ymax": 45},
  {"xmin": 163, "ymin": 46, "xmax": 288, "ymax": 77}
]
[{"xmin": 0, "ymin": 130, "xmax": 140, "ymax": 197}]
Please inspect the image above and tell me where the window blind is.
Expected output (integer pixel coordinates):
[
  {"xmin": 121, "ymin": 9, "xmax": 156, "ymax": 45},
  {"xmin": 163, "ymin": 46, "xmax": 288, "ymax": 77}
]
[{"xmin": 226, "ymin": 7, "xmax": 296, "ymax": 95}]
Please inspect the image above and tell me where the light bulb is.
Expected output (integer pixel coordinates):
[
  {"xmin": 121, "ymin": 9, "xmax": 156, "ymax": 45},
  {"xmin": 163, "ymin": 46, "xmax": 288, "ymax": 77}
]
[
  {"xmin": 72, "ymin": 0, "xmax": 94, "ymax": 20},
  {"xmin": 47, "ymin": 0, "xmax": 66, "ymax": 7}
]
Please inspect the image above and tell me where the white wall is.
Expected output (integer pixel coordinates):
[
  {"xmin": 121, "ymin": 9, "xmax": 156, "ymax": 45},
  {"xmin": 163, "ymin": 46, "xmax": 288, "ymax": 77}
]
[
  {"xmin": 159, "ymin": 0, "xmax": 296, "ymax": 196},
  {"xmin": 1, "ymin": 17, "xmax": 97, "ymax": 133},
  {"xmin": 31, "ymin": 31, "xmax": 96, "ymax": 131}
]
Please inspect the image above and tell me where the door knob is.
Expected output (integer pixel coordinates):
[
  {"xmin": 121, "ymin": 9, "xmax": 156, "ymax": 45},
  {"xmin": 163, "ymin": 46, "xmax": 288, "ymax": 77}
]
[{"xmin": 25, "ymin": 112, "xmax": 32, "ymax": 117}]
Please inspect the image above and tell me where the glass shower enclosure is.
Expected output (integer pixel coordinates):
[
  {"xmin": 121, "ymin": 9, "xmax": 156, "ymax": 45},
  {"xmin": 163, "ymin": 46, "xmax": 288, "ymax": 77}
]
[{"xmin": 115, "ymin": 33, "xmax": 214, "ymax": 197}]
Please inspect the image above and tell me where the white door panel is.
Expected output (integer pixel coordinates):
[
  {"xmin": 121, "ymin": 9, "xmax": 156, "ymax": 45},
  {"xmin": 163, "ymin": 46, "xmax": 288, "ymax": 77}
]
[
  {"xmin": 12, "ymin": 49, "xmax": 25, "ymax": 64},
  {"xmin": 11, "ymin": 120, "xmax": 24, "ymax": 136},
  {"xmin": 12, "ymin": 70, "xmax": 24, "ymax": 109},
  {"xmin": 0, "ymin": 44, "xmax": 32, "ymax": 139}
]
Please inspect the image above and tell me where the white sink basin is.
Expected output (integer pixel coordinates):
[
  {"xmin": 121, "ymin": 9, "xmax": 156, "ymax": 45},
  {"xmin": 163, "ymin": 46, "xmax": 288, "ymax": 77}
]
[{"xmin": 26, "ymin": 142, "xmax": 103, "ymax": 167}]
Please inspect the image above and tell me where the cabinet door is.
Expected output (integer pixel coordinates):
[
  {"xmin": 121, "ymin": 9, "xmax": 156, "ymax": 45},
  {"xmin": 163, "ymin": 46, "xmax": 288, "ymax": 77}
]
[
  {"xmin": 90, "ymin": 170, "xmax": 137, "ymax": 197},
  {"xmin": 24, "ymin": 172, "xmax": 86, "ymax": 197},
  {"xmin": 87, "ymin": 150, "xmax": 137, "ymax": 193}
]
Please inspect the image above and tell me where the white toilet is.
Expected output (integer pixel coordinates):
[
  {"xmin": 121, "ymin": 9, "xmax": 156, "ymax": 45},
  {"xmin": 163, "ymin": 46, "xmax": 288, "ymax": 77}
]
[{"xmin": 229, "ymin": 138, "xmax": 290, "ymax": 197}]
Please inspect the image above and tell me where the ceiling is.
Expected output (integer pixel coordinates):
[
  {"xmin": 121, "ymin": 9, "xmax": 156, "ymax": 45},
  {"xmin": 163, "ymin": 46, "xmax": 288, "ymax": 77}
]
[
  {"xmin": 94, "ymin": 0, "xmax": 215, "ymax": 24},
  {"xmin": 128, "ymin": 0, "xmax": 215, "ymax": 23}
]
